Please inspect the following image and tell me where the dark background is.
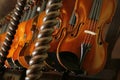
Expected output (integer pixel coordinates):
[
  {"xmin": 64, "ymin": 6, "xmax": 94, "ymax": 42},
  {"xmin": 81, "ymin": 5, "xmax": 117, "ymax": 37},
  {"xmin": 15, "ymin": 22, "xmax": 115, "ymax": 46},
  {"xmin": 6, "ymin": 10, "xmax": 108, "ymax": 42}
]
[{"xmin": 0, "ymin": 0, "xmax": 16, "ymax": 19}]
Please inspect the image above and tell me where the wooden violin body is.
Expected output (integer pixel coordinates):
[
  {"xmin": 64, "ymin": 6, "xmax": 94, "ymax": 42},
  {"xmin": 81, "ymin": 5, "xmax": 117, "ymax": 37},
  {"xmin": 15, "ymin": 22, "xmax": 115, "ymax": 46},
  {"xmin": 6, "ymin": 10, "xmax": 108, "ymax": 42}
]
[
  {"xmin": 48, "ymin": 0, "xmax": 77, "ymax": 52},
  {"xmin": 3, "ymin": 0, "xmax": 117, "ymax": 76},
  {"xmin": 55, "ymin": 0, "xmax": 117, "ymax": 75},
  {"xmin": 5, "ymin": 21, "xmax": 27, "ymax": 67},
  {"xmin": 5, "ymin": 0, "xmax": 77, "ymax": 68},
  {"xmin": 6, "ymin": 16, "xmax": 39, "ymax": 68},
  {"xmin": 5, "ymin": 0, "xmax": 47, "ymax": 68}
]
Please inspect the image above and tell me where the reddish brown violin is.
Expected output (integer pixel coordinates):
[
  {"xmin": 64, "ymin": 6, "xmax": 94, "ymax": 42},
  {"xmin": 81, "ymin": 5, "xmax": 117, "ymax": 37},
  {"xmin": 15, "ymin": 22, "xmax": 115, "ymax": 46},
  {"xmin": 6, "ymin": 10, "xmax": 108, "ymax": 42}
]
[
  {"xmin": 16, "ymin": 0, "xmax": 76, "ymax": 68},
  {"xmin": 5, "ymin": 21, "xmax": 27, "ymax": 67},
  {"xmin": 55, "ymin": 0, "xmax": 116, "ymax": 75},
  {"xmin": 17, "ymin": 17, "xmax": 39, "ymax": 68},
  {"xmin": 5, "ymin": 0, "xmax": 42, "ymax": 68},
  {"xmin": 6, "ymin": 0, "xmax": 76, "ymax": 68}
]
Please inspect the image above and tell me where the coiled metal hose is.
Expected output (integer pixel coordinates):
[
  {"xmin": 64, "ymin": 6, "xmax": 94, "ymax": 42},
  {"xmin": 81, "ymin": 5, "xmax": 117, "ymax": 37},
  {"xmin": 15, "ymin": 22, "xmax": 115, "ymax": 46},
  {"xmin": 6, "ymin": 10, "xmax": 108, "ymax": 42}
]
[
  {"xmin": 0, "ymin": 0, "xmax": 26, "ymax": 69},
  {"xmin": 25, "ymin": 0, "xmax": 62, "ymax": 80}
]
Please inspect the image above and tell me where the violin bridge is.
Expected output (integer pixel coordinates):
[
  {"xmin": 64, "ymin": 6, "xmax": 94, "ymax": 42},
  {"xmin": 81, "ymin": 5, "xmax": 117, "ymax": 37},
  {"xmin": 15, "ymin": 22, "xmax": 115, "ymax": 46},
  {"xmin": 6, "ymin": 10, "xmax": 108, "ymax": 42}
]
[{"xmin": 84, "ymin": 30, "xmax": 96, "ymax": 35}]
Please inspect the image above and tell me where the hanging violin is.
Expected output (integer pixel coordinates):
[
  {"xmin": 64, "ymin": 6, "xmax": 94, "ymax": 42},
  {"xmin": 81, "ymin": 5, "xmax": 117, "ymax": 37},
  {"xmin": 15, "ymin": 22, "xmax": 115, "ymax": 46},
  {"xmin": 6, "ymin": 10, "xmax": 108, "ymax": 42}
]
[
  {"xmin": 9, "ymin": 0, "xmax": 76, "ymax": 69},
  {"xmin": 55, "ymin": 0, "xmax": 116, "ymax": 75},
  {"xmin": 5, "ymin": 0, "xmax": 47, "ymax": 68},
  {"xmin": 5, "ymin": 0, "xmax": 34, "ymax": 67}
]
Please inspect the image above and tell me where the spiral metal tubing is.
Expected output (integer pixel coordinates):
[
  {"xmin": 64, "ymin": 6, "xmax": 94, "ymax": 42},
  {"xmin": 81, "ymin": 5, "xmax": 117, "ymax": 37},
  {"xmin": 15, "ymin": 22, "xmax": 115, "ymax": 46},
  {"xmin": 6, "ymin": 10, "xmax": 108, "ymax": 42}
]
[
  {"xmin": 25, "ymin": 0, "xmax": 62, "ymax": 80},
  {"xmin": 0, "ymin": 0, "xmax": 26, "ymax": 69}
]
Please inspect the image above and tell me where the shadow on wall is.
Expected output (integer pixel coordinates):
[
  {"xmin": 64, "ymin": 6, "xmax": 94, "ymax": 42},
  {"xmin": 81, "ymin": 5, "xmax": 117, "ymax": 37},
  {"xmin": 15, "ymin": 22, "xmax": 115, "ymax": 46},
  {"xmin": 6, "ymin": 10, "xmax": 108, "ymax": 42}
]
[
  {"xmin": 103, "ymin": 23, "xmax": 120, "ymax": 59},
  {"xmin": 112, "ymin": 37, "xmax": 120, "ymax": 59},
  {"xmin": 0, "ymin": 0, "xmax": 16, "ymax": 19}
]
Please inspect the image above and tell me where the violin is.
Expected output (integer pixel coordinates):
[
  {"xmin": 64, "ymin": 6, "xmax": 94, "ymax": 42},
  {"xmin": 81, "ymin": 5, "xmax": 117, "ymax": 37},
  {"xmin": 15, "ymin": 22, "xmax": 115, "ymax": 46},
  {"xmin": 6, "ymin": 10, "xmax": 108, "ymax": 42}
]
[
  {"xmin": 5, "ymin": 0, "xmax": 47, "ymax": 68},
  {"xmin": 55, "ymin": 0, "xmax": 116, "ymax": 75},
  {"xmin": 9, "ymin": 0, "xmax": 76, "ymax": 69},
  {"xmin": 17, "ymin": 12, "xmax": 44, "ymax": 68},
  {"xmin": 48, "ymin": 0, "xmax": 77, "ymax": 52},
  {"xmin": 5, "ymin": 0, "xmax": 34, "ymax": 67},
  {"xmin": 5, "ymin": 21, "xmax": 27, "ymax": 68},
  {"xmin": 16, "ymin": 0, "xmax": 47, "ymax": 68}
]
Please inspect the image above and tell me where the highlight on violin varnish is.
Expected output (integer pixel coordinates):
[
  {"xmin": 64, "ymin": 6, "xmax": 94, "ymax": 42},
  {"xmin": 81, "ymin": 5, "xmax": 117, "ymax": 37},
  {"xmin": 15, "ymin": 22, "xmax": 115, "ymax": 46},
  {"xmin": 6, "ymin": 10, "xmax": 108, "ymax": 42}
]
[
  {"xmin": 55, "ymin": 0, "xmax": 117, "ymax": 75},
  {"xmin": 4, "ymin": 0, "xmax": 48, "ymax": 68},
  {"xmin": 0, "ymin": 1, "xmax": 118, "ymax": 80}
]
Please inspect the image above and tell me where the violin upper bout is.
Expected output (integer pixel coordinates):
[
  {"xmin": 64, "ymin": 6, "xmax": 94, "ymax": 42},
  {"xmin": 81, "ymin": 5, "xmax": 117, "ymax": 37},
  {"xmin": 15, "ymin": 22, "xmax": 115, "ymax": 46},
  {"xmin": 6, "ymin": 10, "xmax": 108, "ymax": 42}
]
[{"xmin": 100, "ymin": 0, "xmax": 117, "ymax": 23}]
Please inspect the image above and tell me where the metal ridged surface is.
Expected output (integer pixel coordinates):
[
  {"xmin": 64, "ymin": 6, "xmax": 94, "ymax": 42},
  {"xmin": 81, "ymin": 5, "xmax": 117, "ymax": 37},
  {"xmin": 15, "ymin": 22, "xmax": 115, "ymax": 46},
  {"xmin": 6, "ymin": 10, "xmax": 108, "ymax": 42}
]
[
  {"xmin": 0, "ymin": 0, "xmax": 26, "ymax": 69},
  {"xmin": 25, "ymin": 0, "xmax": 62, "ymax": 80}
]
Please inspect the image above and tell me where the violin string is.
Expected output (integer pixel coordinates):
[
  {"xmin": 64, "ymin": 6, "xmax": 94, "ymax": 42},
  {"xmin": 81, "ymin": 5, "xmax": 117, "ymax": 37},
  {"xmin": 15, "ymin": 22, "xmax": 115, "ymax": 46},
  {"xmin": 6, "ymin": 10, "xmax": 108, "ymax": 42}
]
[
  {"xmin": 88, "ymin": 21, "xmax": 97, "ymax": 45},
  {"xmin": 85, "ymin": 0, "xmax": 102, "ymax": 45},
  {"xmin": 83, "ymin": 0, "xmax": 98, "ymax": 44},
  {"xmin": 80, "ymin": 0, "xmax": 100, "ymax": 66},
  {"xmin": 86, "ymin": 21, "xmax": 95, "ymax": 45},
  {"xmin": 82, "ymin": 4, "xmax": 95, "ymax": 43},
  {"xmin": 88, "ymin": 0, "xmax": 102, "ymax": 45},
  {"xmin": 83, "ymin": 20, "xmax": 92, "ymax": 43},
  {"xmin": 87, "ymin": 0, "xmax": 99, "ymax": 44}
]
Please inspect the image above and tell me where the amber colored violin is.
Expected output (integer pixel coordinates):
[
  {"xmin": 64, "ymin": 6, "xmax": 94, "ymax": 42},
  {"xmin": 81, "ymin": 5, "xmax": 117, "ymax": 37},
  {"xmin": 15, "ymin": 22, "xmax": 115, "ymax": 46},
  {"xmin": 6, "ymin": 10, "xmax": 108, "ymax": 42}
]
[
  {"xmin": 16, "ymin": 1, "xmax": 47, "ymax": 68},
  {"xmin": 1, "ymin": 0, "xmax": 39, "ymax": 67},
  {"xmin": 5, "ymin": 21, "xmax": 27, "ymax": 67},
  {"xmin": 55, "ymin": 0, "xmax": 117, "ymax": 75},
  {"xmin": 8, "ymin": 0, "xmax": 76, "ymax": 68},
  {"xmin": 6, "ymin": 17, "xmax": 39, "ymax": 68},
  {"xmin": 17, "ymin": 12, "xmax": 45, "ymax": 68},
  {"xmin": 6, "ymin": 18, "xmax": 38, "ymax": 68},
  {"xmin": 48, "ymin": 0, "xmax": 77, "ymax": 53},
  {"xmin": 18, "ymin": 17, "xmax": 40, "ymax": 68},
  {"xmin": 45, "ymin": 0, "xmax": 77, "ymax": 70},
  {"xmin": 5, "ymin": 0, "xmax": 47, "ymax": 68}
]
